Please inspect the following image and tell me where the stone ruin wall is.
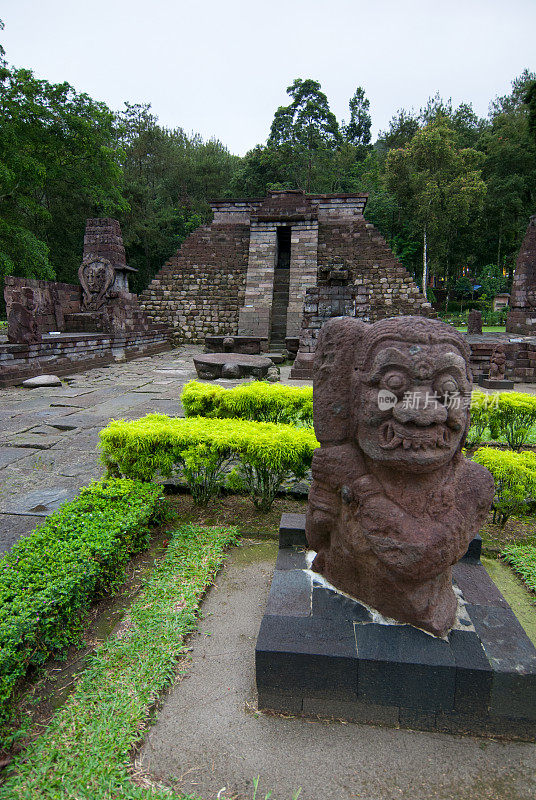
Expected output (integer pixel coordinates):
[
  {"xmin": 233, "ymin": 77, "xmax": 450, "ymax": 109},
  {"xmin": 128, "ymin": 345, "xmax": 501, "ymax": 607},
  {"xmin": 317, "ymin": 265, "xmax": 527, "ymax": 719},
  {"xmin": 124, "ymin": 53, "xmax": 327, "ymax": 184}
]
[
  {"xmin": 139, "ymin": 192, "xmax": 433, "ymax": 345},
  {"xmin": 139, "ymin": 223, "xmax": 250, "ymax": 343},
  {"xmin": 4, "ymin": 276, "xmax": 81, "ymax": 334},
  {"xmin": 317, "ymin": 218, "xmax": 433, "ymax": 321}
]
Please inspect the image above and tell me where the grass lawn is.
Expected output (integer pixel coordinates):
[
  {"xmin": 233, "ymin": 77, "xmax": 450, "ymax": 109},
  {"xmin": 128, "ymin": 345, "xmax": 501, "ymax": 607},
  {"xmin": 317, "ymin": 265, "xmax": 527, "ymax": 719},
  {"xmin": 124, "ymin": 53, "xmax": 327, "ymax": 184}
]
[
  {"xmin": 455, "ymin": 326, "xmax": 506, "ymax": 333},
  {"xmin": 0, "ymin": 523, "xmax": 238, "ymax": 799},
  {"xmin": 0, "ymin": 489, "xmax": 533, "ymax": 799}
]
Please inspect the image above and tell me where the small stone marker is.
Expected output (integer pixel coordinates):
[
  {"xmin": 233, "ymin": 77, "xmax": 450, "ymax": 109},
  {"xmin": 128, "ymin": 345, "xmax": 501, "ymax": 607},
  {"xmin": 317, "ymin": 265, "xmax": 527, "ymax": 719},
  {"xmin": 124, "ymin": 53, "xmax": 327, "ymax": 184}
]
[{"xmin": 22, "ymin": 375, "xmax": 62, "ymax": 388}]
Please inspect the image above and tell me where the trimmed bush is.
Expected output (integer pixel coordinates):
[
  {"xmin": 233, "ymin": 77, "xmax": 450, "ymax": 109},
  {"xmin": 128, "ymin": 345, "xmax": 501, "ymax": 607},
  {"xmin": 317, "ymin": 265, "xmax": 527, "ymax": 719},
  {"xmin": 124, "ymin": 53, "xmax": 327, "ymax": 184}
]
[
  {"xmin": 501, "ymin": 545, "xmax": 536, "ymax": 594},
  {"xmin": 467, "ymin": 390, "xmax": 497, "ymax": 447},
  {"xmin": 181, "ymin": 379, "xmax": 313, "ymax": 425},
  {"xmin": 472, "ymin": 447, "xmax": 536, "ymax": 526},
  {"xmin": 487, "ymin": 391, "xmax": 536, "ymax": 451},
  {"xmin": 100, "ymin": 414, "xmax": 319, "ymax": 511},
  {"xmin": 0, "ymin": 479, "xmax": 164, "ymax": 722}
]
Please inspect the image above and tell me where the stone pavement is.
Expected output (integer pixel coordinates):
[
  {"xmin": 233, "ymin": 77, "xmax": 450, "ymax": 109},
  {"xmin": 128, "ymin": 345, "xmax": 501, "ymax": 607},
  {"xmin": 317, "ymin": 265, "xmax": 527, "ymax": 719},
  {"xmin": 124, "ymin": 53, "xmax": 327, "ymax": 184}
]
[
  {"xmin": 0, "ymin": 348, "xmax": 306, "ymax": 554},
  {"xmin": 139, "ymin": 542, "xmax": 536, "ymax": 800},
  {"xmin": 0, "ymin": 347, "xmax": 204, "ymax": 554}
]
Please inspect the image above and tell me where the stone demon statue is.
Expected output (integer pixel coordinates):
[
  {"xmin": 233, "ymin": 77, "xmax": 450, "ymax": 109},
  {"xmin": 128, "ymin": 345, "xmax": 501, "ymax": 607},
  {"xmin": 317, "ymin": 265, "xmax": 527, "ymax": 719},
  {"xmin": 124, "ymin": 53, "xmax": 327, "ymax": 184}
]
[
  {"xmin": 306, "ymin": 316, "xmax": 494, "ymax": 637},
  {"xmin": 78, "ymin": 256, "xmax": 116, "ymax": 312}
]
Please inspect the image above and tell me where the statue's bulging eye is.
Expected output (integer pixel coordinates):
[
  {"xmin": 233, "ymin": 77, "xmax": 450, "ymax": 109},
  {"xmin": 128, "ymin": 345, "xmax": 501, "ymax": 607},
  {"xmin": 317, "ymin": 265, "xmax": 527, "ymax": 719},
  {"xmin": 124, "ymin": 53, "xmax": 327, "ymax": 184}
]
[
  {"xmin": 381, "ymin": 371, "xmax": 407, "ymax": 394},
  {"xmin": 436, "ymin": 376, "xmax": 459, "ymax": 397}
]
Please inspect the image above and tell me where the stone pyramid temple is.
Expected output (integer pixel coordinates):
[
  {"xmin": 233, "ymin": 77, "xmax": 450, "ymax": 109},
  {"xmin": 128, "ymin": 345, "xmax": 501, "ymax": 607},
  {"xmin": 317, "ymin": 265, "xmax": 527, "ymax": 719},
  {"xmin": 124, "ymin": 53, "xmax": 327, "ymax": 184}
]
[{"xmin": 139, "ymin": 190, "xmax": 434, "ymax": 347}]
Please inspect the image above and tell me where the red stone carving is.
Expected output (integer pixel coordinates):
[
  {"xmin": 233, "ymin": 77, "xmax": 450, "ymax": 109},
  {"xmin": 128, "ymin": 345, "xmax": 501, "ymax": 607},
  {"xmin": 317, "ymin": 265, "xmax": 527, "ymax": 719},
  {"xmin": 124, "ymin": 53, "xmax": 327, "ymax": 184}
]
[
  {"xmin": 7, "ymin": 287, "xmax": 41, "ymax": 344},
  {"xmin": 78, "ymin": 256, "xmax": 116, "ymax": 311},
  {"xmin": 489, "ymin": 344, "xmax": 507, "ymax": 380},
  {"xmin": 306, "ymin": 316, "xmax": 494, "ymax": 637}
]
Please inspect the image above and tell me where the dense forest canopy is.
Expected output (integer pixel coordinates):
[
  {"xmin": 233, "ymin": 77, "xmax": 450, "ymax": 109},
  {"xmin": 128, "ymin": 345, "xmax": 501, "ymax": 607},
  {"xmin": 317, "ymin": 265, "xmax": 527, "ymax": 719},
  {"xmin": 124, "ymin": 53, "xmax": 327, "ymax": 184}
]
[{"xmin": 0, "ymin": 21, "xmax": 535, "ymax": 303}]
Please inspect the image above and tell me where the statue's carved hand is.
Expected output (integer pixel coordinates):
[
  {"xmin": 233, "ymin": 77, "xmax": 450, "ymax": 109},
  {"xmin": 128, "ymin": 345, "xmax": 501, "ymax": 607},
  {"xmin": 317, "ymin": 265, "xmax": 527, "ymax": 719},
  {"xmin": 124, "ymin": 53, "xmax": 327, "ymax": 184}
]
[
  {"xmin": 356, "ymin": 488, "xmax": 465, "ymax": 581},
  {"xmin": 351, "ymin": 474, "xmax": 383, "ymax": 503}
]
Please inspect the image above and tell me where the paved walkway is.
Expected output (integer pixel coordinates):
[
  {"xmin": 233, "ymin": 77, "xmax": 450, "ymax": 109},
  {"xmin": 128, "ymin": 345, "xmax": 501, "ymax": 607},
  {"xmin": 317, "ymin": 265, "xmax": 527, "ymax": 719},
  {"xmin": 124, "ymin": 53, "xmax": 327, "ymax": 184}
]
[
  {"xmin": 0, "ymin": 348, "xmax": 304, "ymax": 554},
  {"xmin": 0, "ymin": 347, "xmax": 203, "ymax": 553}
]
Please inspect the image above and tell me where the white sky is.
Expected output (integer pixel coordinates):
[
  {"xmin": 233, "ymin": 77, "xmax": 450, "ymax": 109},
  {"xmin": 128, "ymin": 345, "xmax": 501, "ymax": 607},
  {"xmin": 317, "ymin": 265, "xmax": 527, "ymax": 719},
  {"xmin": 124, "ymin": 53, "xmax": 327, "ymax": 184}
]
[{"xmin": 2, "ymin": 0, "xmax": 535, "ymax": 155}]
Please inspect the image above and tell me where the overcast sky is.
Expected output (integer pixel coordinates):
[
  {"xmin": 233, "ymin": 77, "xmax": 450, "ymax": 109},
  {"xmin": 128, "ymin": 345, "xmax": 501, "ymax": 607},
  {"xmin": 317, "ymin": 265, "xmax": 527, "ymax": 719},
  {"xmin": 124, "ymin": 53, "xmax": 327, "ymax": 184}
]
[{"xmin": 2, "ymin": 0, "xmax": 535, "ymax": 155}]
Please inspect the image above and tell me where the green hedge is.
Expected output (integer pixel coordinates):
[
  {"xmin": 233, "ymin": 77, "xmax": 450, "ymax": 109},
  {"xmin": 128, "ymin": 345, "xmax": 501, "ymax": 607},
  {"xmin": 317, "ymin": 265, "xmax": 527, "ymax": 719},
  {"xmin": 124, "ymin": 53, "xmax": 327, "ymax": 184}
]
[
  {"xmin": 467, "ymin": 390, "xmax": 498, "ymax": 447},
  {"xmin": 501, "ymin": 545, "xmax": 536, "ymax": 594},
  {"xmin": 468, "ymin": 390, "xmax": 536, "ymax": 450},
  {"xmin": 100, "ymin": 414, "xmax": 319, "ymax": 511},
  {"xmin": 0, "ymin": 479, "xmax": 164, "ymax": 722},
  {"xmin": 472, "ymin": 447, "xmax": 536, "ymax": 526},
  {"xmin": 488, "ymin": 391, "xmax": 536, "ymax": 451},
  {"xmin": 181, "ymin": 379, "xmax": 313, "ymax": 425}
]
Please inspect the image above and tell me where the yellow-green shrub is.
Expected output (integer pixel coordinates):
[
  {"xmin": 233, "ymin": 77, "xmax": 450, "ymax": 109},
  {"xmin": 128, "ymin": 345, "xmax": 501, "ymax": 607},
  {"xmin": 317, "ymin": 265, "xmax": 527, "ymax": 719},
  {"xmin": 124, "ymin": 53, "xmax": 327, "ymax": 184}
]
[
  {"xmin": 467, "ymin": 390, "xmax": 497, "ymax": 446},
  {"xmin": 181, "ymin": 380, "xmax": 313, "ymax": 425},
  {"xmin": 100, "ymin": 415, "xmax": 319, "ymax": 511},
  {"xmin": 472, "ymin": 447, "xmax": 536, "ymax": 526},
  {"xmin": 487, "ymin": 391, "xmax": 536, "ymax": 451}
]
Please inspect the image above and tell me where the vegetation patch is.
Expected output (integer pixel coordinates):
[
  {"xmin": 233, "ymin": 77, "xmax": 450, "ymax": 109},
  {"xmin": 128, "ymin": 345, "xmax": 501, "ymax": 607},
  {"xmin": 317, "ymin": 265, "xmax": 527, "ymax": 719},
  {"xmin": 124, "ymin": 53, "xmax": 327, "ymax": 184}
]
[
  {"xmin": 181, "ymin": 380, "xmax": 313, "ymax": 425},
  {"xmin": 501, "ymin": 545, "xmax": 536, "ymax": 595},
  {"xmin": 0, "ymin": 523, "xmax": 237, "ymax": 800},
  {"xmin": 0, "ymin": 479, "xmax": 164, "ymax": 730},
  {"xmin": 472, "ymin": 447, "xmax": 536, "ymax": 526},
  {"xmin": 100, "ymin": 414, "xmax": 318, "ymax": 511}
]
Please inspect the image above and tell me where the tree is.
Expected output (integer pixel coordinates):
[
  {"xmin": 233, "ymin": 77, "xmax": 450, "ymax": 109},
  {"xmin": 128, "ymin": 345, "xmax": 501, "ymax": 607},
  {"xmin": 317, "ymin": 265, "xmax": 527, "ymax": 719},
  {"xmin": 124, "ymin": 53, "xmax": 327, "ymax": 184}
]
[
  {"xmin": 268, "ymin": 78, "xmax": 341, "ymax": 191},
  {"xmin": 525, "ymin": 80, "xmax": 536, "ymax": 143},
  {"xmin": 385, "ymin": 120, "xmax": 486, "ymax": 298},
  {"xmin": 344, "ymin": 86, "xmax": 372, "ymax": 148},
  {"xmin": 476, "ymin": 71, "xmax": 536, "ymax": 275},
  {"xmin": 0, "ymin": 27, "xmax": 126, "ymax": 284},
  {"xmin": 118, "ymin": 103, "xmax": 239, "ymax": 291},
  {"xmin": 377, "ymin": 109, "xmax": 420, "ymax": 150}
]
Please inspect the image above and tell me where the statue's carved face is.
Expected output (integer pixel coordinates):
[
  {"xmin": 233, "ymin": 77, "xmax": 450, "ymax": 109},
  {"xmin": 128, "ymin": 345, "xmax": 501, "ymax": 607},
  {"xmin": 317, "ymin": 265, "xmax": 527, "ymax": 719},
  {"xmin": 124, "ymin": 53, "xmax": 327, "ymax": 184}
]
[
  {"xmin": 85, "ymin": 263, "xmax": 106, "ymax": 293},
  {"xmin": 356, "ymin": 340, "xmax": 470, "ymax": 472}
]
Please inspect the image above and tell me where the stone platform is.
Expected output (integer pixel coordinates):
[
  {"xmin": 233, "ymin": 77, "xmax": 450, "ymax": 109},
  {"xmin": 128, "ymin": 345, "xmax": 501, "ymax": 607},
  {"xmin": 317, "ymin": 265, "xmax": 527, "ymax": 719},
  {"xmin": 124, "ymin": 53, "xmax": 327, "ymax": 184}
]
[
  {"xmin": 193, "ymin": 352, "xmax": 272, "ymax": 379},
  {"xmin": 0, "ymin": 330, "xmax": 171, "ymax": 388},
  {"xmin": 255, "ymin": 514, "xmax": 536, "ymax": 740}
]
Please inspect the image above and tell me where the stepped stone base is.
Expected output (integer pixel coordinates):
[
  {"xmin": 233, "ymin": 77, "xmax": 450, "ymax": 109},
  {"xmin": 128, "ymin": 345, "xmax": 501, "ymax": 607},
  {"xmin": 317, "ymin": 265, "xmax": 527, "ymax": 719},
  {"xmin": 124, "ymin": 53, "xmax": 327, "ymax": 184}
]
[{"xmin": 255, "ymin": 515, "xmax": 536, "ymax": 740}]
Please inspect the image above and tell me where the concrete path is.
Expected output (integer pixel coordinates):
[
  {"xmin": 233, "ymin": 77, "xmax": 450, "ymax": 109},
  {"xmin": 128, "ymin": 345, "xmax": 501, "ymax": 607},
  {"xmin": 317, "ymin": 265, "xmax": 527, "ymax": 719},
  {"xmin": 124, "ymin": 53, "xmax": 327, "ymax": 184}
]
[
  {"xmin": 0, "ymin": 347, "xmax": 203, "ymax": 553},
  {"xmin": 138, "ymin": 541, "xmax": 536, "ymax": 800}
]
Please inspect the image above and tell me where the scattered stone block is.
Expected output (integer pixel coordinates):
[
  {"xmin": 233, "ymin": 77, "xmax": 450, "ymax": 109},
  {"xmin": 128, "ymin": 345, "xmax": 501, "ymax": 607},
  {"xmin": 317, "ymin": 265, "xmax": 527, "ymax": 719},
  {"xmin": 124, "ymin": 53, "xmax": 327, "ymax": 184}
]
[{"xmin": 23, "ymin": 374, "xmax": 62, "ymax": 388}]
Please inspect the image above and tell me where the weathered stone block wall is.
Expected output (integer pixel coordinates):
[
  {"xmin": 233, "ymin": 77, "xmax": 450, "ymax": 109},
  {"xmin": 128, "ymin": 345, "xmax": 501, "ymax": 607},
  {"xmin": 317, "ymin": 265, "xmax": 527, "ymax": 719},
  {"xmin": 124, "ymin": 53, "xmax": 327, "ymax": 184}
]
[
  {"xmin": 238, "ymin": 221, "xmax": 277, "ymax": 337},
  {"xmin": 317, "ymin": 219, "xmax": 434, "ymax": 320},
  {"xmin": 469, "ymin": 337, "xmax": 536, "ymax": 383},
  {"xmin": 287, "ymin": 222, "xmax": 319, "ymax": 337},
  {"xmin": 4, "ymin": 276, "xmax": 81, "ymax": 333},
  {"xmin": 140, "ymin": 224, "xmax": 250, "ymax": 343},
  {"xmin": 0, "ymin": 330, "xmax": 170, "ymax": 387},
  {"xmin": 295, "ymin": 285, "xmax": 371, "ymax": 354}
]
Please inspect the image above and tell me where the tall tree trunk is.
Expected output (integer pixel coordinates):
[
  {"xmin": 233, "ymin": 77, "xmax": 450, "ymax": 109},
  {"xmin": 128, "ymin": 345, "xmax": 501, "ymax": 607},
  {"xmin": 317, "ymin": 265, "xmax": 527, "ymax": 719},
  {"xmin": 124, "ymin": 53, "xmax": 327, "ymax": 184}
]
[{"xmin": 422, "ymin": 225, "xmax": 428, "ymax": 300}]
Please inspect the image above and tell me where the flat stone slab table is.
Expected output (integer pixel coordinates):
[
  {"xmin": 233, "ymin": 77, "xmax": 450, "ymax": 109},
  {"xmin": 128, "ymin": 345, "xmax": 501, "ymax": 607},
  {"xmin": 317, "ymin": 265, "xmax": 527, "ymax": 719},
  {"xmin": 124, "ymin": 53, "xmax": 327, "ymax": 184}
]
[{"xmin": 193, "ymin": 352, "xmax": 272, "ymax": 380}]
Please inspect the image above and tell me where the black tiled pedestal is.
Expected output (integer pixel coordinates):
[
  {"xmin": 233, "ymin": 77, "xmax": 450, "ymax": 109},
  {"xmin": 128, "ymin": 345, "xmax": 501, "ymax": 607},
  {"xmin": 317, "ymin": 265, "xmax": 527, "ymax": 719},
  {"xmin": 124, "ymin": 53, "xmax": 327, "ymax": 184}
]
[{"xmin": 255, "ymin": 514, "xmax": 536, "ymax": 739}]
